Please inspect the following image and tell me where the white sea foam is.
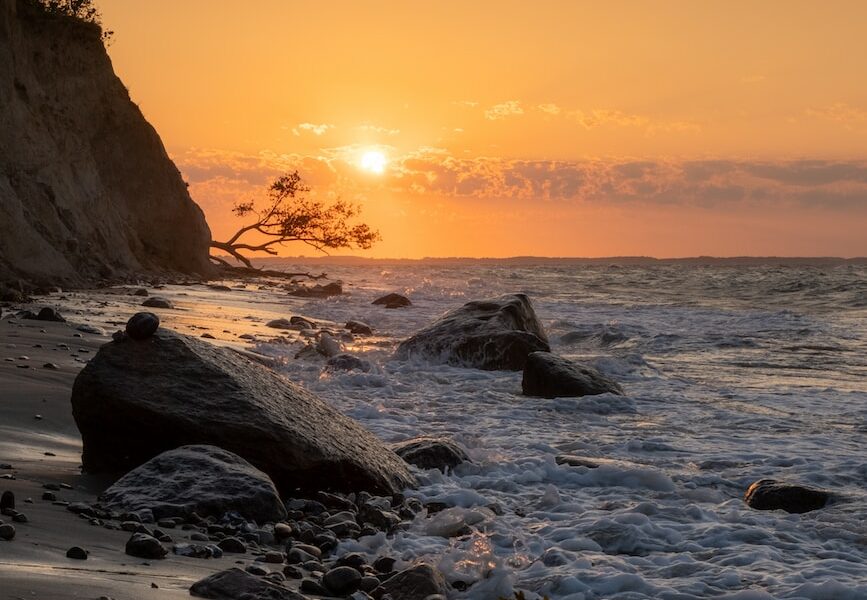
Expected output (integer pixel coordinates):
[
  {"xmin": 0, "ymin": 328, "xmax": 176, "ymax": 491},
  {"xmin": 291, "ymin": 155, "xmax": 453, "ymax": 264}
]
[{"xmin": 254, "ymin": 261, "xmax": 867, "ymax": 599}]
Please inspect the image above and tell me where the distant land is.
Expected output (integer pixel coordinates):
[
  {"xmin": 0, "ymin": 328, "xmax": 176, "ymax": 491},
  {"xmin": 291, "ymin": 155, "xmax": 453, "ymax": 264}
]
[{"xmin": 243, "ymin": 255, "xmax": 867, "ymax": 267}]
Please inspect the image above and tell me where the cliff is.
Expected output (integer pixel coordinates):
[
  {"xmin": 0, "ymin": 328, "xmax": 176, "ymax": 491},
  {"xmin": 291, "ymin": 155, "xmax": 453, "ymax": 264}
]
[{"xmin": 0, "ymin": 0, "xmax": 212, "ymax": 288}]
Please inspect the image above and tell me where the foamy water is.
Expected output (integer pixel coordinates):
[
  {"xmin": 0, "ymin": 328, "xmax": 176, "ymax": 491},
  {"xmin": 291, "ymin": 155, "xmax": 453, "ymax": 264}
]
[{"xmin": 253, "ymin": 261, "xmax": 867, "ymax": 599}]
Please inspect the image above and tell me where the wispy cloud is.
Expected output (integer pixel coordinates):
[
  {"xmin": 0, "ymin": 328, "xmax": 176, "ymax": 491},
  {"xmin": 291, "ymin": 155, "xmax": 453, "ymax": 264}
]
[
  {"xmin": 292, "ymin": 122, "xmax": 335, "ymax": 136},
  {"xmin": 806, "ymin": 102, "xmax": 867, "ymax": 126},
  {"xmin": 484, "ymin": 100, "xmax": 524, "ymax": 120},
  {"xmin": 357, "ymin": 124, "xmax": 401, "ymax": 136},
  {"xmin": 537, "ymin": 103, "xmax": 562, "ymax": 116}
]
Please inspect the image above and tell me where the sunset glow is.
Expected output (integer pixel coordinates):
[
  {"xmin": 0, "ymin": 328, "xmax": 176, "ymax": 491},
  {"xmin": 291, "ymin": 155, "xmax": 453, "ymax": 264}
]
[{"xmin": 98, "ymin": 0, "xmax": 867, "ymax": 258}]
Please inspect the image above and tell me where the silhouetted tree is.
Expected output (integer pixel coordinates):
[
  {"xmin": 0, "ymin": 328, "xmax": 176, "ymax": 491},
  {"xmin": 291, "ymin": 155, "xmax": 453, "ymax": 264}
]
[
  {"xmin": 210, "ymin": 171, "xmax": 380, "ymax": 269},
  {"xmin": 35, "ymin": 0, "xmax": 114, "ymax": 44}
]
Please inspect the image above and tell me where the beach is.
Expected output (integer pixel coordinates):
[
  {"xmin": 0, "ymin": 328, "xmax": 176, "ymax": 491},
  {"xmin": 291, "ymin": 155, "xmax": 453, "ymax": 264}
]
[{"xmin": 1, "ymin": 260, "xmax": 865, "ymax": 599}]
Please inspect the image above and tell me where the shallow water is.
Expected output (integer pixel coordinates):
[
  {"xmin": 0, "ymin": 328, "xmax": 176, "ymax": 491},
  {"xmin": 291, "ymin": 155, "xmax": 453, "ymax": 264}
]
[{"xmin": 254, "ymin": 261, "xmax": 867, "ymax": 599}]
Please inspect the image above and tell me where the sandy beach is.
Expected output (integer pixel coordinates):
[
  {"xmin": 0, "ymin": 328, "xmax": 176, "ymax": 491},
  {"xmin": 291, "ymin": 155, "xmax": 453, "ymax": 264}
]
[{"xmin": 0, "ymin": 280, "xmax": 358, "ymax": 600}]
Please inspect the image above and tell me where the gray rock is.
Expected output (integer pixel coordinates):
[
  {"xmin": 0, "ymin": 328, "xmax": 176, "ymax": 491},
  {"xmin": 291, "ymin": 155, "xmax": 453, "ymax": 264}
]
[
  {"xmin": 190, "ymin": 567, "xmax": 306, "ymax": 599},
  {"xmin": 326, "ymin": 353, "xmax": 372, "ymax": 372},
  {"xmin": 345, "ymin": 321, "xmax": 373, "ymax": 335},
  {"xmin": 375, "ymin": 563, "xmax": 448, "ymax": 600},
  {"xmin": 76, "ymin": 324, "xmax": 104, "ymax": 335},
  {"xmin": 217, "ymin": 536, "xmax": 247, "ymax": 553},
  {"xmin": 125, "ymin": 312, "xmax": 160, "ymax": 340},
  {"xmin": 142, "ymin": 297, "xmax": 174, "ymax": 309},
  {"xmin": 266, "ymin": 318, "xmax": 293, "ymax": 329},
  {"xmin": 290, "ymin": 316, "xmax": 317, "ymax": 330},
  {"xmin": 125, "ymin": 533, "xmax": 166, "ymax": 559},
  {"xmin": 392, "ymin": 437, "xmax": 469, "ymax": 472},
  {"xmin": 744, "ymin": 479, "xmax": 830, "ymax": 514},
  {"xmin": 71, "ymin": 330, "xmax": 415, "ymax": 496},
  {"xmin": 522, "ymin": 351, "xmax": 624, "ymax": 398},
  {"xmin": 372, "ymin": 293, "xmax": 411, "ymax": 309},
  {"xmin": 323, "ymin": 565, "xmax": 362, "ymax": 595},
  {"xmin": 25, "ymin": 307, "xmax": 65, "ymax": 322},
  {"xmin": 395, "ymin": 294, "xmax": 549, "ymax": 370},
  {"xmin": 98, "ymin": 445, "xmax": 286, "ymax": 523}
]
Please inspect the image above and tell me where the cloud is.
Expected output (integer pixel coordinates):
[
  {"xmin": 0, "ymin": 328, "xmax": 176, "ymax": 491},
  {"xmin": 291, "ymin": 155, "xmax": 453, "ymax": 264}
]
[
  {"xmin": 537, "ymin": 103, "xmax": 562, "ymax": 116},
  {"xmin": 293, "ymin": 122, "xmax": 335, "ymax": 136},
  {"xmin": 174, "ymin": 147, "xmax": 867, "ymax": 212},
  {"xmin": 357, "ymin": 124, "xmax": 401, "ymax": 136},
  {"xmin": 806, "ymin": 103, "xmax": 867, "ymax": 126},
  {"xmin": 484, "ymin": 100, "xmax": 524, "ymax": 120}
]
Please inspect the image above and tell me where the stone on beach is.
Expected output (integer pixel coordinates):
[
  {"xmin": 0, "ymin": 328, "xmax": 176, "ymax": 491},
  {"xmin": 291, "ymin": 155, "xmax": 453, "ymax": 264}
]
[
  {"xmin": 190, "ymin": 567, "xmax": 306, "ymax": 600},
  {"xmin": 323, "ymin": 565, "xmax": 362, "ymax": 595},
  {"xmin": 71, "ymin": 329, "xmax": 415, "ymax": 495},
  {"xmin": 522, "ymin": 351, "xmax": 624, "ymax": 398},
  {"xmin": 374, "ymin": 563, "xmax": 448, "ymax": 600},
  {"xmin": 395, "ymin": 293, "xmax": 549, "ymax": 370},
  {"xmin": 23, "ymin": 307, "xmax": 65, "ymax": 322},
  {"xmin": 125, "ymin": 312, "xmax": 160, "ymax": 340},
  {"xmin": 286, "ymin": 282, "xmax": 343, "ymax": 298},
  {"xmin": 744, "ymin": 479, "xmax": 830, "ymax": 514},
  {"xmin": 141, "ymin": 296, "xmax": 174, "ymax": 309},
  {"xmin": 326, "ymin": 353, "xmax": 372, "ymax": 372},
  {"xmin": 98, "ymin": 445, "xmax": 287, "ymax": 523},
  {"xmin": 372, "ymin": 293, "xmax": 411, "ymax": 308},
  {"xmin": 125, "ymin": 532, "xmax": 167, "ymax": 559},
  {"xmin": 392, "ymin": 437, "xmax": 469, "ymax": 472}
]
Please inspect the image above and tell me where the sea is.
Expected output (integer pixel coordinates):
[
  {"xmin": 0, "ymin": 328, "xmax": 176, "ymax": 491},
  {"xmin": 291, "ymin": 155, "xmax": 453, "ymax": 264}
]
[{"xmin": 250, "ymin": 259, "xmax": 867, "ymax": 599}]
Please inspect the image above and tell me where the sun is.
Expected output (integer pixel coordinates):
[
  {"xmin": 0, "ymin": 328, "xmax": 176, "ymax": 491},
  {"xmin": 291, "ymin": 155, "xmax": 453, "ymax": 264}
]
[{"xmin": 360, "ymin": 149, "xmax": 387, "ymax": 174}]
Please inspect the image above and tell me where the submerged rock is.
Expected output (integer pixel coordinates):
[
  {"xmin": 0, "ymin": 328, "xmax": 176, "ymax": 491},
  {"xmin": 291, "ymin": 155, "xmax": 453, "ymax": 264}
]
[
  {"xmin": 744, "ymin": 479, "xmax": 830, "ymax": 514},
  {"xmin": 190, "ymin": 567, "xmax": 305, "ymax": 599},
  {"xmin": 98, "ymin": 445, "xmax": 286, "ymax": 523},
  {"xmin": 287, "ymin": 282, "xmax": 343, "ymax": 298},
  {"xmin": 326, "ymin": 353, "xmax": 372, "ymax": 372},
  {"xmin": 392, "ymin": 437, "xmax": 469, "ymax": 472},
  {"xmin": 71, "ymin": 330, "xmax": 415, "ymax": 495},
  {"xmin": 522, "ymin": 351, "xmax": 624, "ymax": 398},
  {"xmin": 345, "ymin": 320, "xmax": 373, "ymax": 335},
  {"xmin": 395, "ymin": 293, "xmax": 549, "ymax": 370},
  {"xmin": 372, "ymin": 293, "xmax": 411, "ymax": 309},
  {"xmin": 374, "ymin": 563, "xmax": 448, "ymax": 600}
]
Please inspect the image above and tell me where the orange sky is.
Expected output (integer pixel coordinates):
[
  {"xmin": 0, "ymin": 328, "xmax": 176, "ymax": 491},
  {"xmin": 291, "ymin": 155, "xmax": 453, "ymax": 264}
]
[{"xmin": 100, "ymin": 0, "xmax": 867, "ymax": 258}]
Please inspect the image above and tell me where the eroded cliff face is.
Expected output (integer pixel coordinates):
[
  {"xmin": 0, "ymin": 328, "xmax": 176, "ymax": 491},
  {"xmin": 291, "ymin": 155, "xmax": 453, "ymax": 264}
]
[{"xmin": 0, "ymin": 0, "xmax": 212, "ymax": 287}]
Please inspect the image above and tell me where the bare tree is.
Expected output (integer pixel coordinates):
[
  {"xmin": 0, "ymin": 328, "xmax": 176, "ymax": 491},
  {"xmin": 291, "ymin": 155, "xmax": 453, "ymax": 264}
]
[{"xmin": 210, "ymin": 171, "xmax": 380, "ymax": 270}]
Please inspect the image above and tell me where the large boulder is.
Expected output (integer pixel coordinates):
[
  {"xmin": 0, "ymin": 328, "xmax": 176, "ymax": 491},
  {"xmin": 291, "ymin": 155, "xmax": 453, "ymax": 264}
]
[
  {"xmin": 392, "ymin": 437, "xmax": 469, "ymax": 472},
  {"xmin": 395, "ymin": 294, "xmax": 549, "ymax": 370},
  {"xmin": 71, "ymin": 330, "xmax": 416, "ymax": 495},
  {"xmin": 744, "ymin": 479, "xmax": 830, "ymax": 514},
  {"xmin": 98, "ymin": 445, "xmax": 287, "ymax": 523},
  {"xmin": 522, "ymin": 352, "xmax": 624, "ymax": 398}
]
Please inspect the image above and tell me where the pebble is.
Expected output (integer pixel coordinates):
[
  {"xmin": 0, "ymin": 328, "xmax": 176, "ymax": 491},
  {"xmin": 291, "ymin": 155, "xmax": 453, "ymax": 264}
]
[
  {"xmin": 245, "ymin": 564, "xmax": 269, "ymax": 576},
  {"xmin": 0, "ymin": 491, "xmax": 14, "ymax": 512},
  {"xmin": 373, "ymin": 555, "xmax": 396, "ymax": 574},
  {"xmin": 41, "ymin": 492, "xmax": 57, "ymax": 501},
  {"xmin": 0, "ymin": 523, "xmax": 15, "ymax": 540},
  {"xmin": 264, "ymin": 550, "xmax": 285, "ymax": 563},
  {"xmin": 66, "ymin": 546, "xmax": 88, "ymax": 560}
]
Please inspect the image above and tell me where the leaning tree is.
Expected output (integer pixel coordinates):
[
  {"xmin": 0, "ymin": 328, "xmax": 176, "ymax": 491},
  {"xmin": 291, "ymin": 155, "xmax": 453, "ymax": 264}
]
[{"xmin": 210, "ymin": 171, "xmax": 380, "ymax": 270}]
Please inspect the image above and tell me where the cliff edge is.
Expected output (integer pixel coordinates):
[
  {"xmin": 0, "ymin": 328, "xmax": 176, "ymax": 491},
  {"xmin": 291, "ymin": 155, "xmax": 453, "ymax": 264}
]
[{"xmin": 0, "ymin": 0, "xmax": 212, "ymax": 288}]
